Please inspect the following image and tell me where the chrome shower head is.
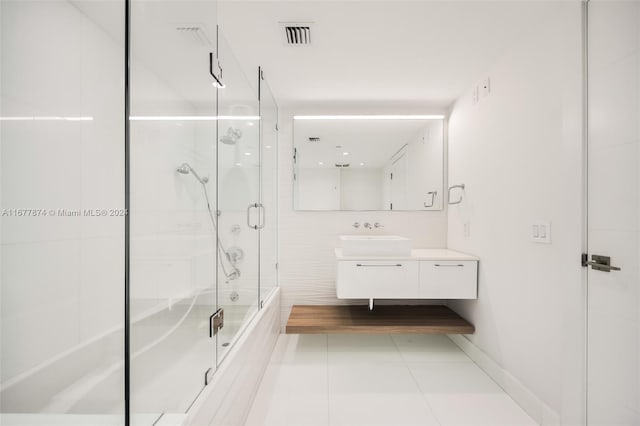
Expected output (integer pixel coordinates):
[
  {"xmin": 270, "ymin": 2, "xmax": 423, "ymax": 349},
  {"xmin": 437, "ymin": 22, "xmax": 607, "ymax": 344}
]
[
  {"xmin": 176, "ymin": 162, "xmax": 209, "ymax": 184},
  {"xmin": 220, "ymin": 127, "xmax": 242, "ymax": 145}
]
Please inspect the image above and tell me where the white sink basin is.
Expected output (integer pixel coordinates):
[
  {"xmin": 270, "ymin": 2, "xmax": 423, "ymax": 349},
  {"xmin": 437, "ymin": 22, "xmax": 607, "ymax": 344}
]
[{"xmin": 339, "ymin": 235, "xmax": 412, "ymax": 257}]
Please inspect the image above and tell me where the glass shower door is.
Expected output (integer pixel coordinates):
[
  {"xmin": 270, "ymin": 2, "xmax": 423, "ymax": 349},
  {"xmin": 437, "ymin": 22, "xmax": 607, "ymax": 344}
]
[
  {"xmin": 0, "ymin": 1, "xmax": 125, "ymax": 423},
  {"xmin": 215, "ymin": 32, "xmax": 261, "ymax": 361},
  {"xmin": 129, "ymin": 1, "xmax": 218, "ymax": 423},
  {"xmin": 259, "ymin": 69, "xmax": 279, "ymax": 302},
  {"xmin": 586, "ymin": 1, "xmax": 640, "ymax": 424}
]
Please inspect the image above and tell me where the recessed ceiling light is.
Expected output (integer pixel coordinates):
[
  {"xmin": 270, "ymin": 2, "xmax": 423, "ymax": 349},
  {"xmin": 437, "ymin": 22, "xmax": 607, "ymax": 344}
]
[
  {"xmin": 343, "ymin": 152, "xmax": 350, "ymax": 156},
  {"xmin": 359, "ymin": 162, "xmax": 365, "ymax": 166},
  {"xmin": 244, "ymin": 152, "xmax": 252, "ymax": 156},
  {"xmin": 318, "ymin": 161, "xmax": 324, "ymax": 165},
  {"xmin": 265, "ymin": 145, "xmax": 272, "ymax": 149},
  {"xmin": 235, "ymin": 162, "xmax": 242, "ymax": 166}
]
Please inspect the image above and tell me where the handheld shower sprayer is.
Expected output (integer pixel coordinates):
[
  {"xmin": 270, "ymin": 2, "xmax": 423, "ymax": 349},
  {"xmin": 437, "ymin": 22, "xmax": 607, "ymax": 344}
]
[
  {"xmin": 177, "ymin": 163, "xmax": 209, "ymax": 184},
  {"xmin": 176, "ymin": 162, "xmax": 240, "ymax": 281}
]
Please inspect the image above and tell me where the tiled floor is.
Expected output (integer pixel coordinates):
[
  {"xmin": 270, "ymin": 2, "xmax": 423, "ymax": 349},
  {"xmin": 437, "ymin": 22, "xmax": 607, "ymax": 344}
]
[{"xmin": 244, "ymin": 334, "xmax": 538, "ymax": 426}]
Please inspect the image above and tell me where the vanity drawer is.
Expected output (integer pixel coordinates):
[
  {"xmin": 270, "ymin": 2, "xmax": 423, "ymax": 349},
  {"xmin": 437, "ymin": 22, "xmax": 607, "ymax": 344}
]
[
  {"xmin": 337, "ymin": 261, "xmax": 419, "ymax": 299},
  {"xmin": 419, "ymin": 260, "xmax": 477, "ymax": 299}
]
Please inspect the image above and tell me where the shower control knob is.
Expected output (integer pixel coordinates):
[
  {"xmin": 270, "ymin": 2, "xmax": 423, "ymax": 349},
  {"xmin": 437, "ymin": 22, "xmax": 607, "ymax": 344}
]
[
  {"xmin": 374, "ymin": 222, "xmax": 383, "ymax": 228},
  {"xmin": 352, "ymin": 222, "xmax": 360, "ymax": 228}
]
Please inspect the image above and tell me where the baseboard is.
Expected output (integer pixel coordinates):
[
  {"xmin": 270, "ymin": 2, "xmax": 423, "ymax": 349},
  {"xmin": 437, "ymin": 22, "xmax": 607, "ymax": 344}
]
[
  {"xmin": 448, "ymin": 334, "xmax": 561, "ymax": 426},
  {"xmin": 184, "ymin": 288, "xmax": 281, "ymax": 426}
]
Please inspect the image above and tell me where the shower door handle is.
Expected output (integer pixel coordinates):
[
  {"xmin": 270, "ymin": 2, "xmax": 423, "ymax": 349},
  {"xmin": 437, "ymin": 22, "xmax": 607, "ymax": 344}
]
[
  {"xmin": 257, "ymin": 203, "xmax": 266, "ymax": 229},
  {"xmin": 246, "ymin": 203, "xmax": 259, "ymax": 230}
]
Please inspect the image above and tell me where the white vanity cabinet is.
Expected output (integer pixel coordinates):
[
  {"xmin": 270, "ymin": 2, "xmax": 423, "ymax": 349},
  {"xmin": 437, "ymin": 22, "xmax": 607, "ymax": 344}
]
[
  {"xmin": 335, "ymin": 249, "xmax": 478, "ymax": 300},
  {"xmin": 337, "ymin": 261, "xmax": 419, "ymax": 299},
  {"xmin": 419, "ymin": 260, "xmax": 478, "ymax": 299}
]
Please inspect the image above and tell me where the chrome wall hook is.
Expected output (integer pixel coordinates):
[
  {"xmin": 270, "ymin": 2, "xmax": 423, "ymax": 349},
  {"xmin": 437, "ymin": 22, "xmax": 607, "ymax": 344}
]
[{"xmin": 448, "ymin": 184, "xmax": 465, "ymax": 205}]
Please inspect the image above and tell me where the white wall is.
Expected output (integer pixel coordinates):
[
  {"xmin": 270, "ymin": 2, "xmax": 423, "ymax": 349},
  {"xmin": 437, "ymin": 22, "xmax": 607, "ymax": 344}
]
[
  {"xmin": 446, "ymin": 3, "xmax": 584, "ymax": 423},
  {"xmin": 340, "ymin": 168, "xmax": 383, "ymax": 210},
  {"xmin": 279, "ymin": 106, "xmax": 448, "ymax": 330}
]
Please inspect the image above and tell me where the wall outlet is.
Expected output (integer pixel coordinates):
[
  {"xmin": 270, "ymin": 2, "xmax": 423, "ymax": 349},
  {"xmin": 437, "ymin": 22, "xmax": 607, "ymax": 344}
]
[
  {"xmin": 481, "ymin": 77, "xmax": 491, "ymax": 97},
  {"xmin": 530, "ymin": 221, "xmax": 551, "ymax": 244}
]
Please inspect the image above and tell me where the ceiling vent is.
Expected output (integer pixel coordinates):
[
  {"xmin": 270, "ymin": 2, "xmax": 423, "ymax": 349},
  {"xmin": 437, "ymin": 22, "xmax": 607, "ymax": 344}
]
[
  {"xmin": 175, "ymin": 24, "xmax": 213, "ymax": 47},
  {"xmin": 308, "ymin": 137, "xmax": 320, "ymax": 142},
  {"xmin": 280, "ymin": 22, "xmax": 313, "ymax": 45}
]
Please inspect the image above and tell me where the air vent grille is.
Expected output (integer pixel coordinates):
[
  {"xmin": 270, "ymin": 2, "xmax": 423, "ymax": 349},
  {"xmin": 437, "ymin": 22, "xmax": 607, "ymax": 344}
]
[
  {"xmin": 281, "ymin": 22, "xmax": 313, "ymax": 45},
  {"xmin": 308, "ymin": 137, "xmax": 320, "ymax": 142},
  {"xmin": 175, "ymin": 24, "xmax": 213, "ymax": 46}
]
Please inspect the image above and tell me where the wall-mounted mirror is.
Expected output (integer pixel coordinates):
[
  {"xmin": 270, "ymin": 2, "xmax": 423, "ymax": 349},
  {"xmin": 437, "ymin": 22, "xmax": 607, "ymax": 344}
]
[{"xmin": 293, "ymin": 115, "xmax": 444, "ymax": 211}]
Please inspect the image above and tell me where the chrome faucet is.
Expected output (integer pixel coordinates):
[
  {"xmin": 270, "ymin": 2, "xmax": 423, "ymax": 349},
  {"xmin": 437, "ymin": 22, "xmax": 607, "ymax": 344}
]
[
  {"xmin": 374, "ymin": 222, "xmax": 384, "ymax": 228},
  {"xmin": 364, "ymin": 222, "xmax": 372, "ymax": 229}
]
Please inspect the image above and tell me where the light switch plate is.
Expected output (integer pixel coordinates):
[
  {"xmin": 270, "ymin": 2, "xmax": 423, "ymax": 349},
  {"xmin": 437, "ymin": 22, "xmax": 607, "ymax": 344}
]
[{"xmin": 531, "ymin": 221, "xmax": 551, "ymax": 244}]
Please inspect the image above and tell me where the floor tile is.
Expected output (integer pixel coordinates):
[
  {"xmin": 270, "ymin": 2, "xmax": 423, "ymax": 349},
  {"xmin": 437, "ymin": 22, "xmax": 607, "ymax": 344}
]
[
  {"xmin": 329, "ymin": 394, "xmax": 439, "ymax": 426},
  {"xmin": 425, "ymin": 394, "xmax": 538, "ymax": 426},
  {"xmin": 270, "ymin": 334, "xmax": 328, "ymax": 365},
  {"xmin": 328, "ymin": 334, "xmax": 404, "ymax": 364},
  {"xmin": 245, "ymin": 392, "xmax": 329, "ymax": 426},
  {"xmin": 328, "ymin": 363, "xmax": 438, "ymax": 426},
  {"xmin": 245, "ymin": 335, "xmax": 538, "ymax": 426},
  {"xmin": 408, "ymin": 362, "xmax": 503, "ymax": 394},
  {"xmin": 391, "ymin": 334, "xmax": 472, "ymax": 364},
  {"xmin": 245, "ymin": 363, "xmax": 329, "ymax": 426}
]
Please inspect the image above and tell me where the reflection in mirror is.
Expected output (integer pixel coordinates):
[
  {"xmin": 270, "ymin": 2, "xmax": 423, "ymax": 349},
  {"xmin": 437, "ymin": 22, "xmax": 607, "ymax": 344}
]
[{"xmin": 293, "ymin": 116, "xmax": 445, "ymax": 211}]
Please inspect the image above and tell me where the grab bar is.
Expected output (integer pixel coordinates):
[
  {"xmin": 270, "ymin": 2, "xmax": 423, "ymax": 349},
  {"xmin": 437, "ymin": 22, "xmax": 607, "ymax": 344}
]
[
  {"xmin": 424, "ymin": 191, "xmax": 437, "ymax": 208},
  {"xmin": 448, "ymin": 184, "xmax": 465, "ymax": 205},
  {"xmin": 246, "ymin": 203, "xmax": 258, "ymax": 229}
]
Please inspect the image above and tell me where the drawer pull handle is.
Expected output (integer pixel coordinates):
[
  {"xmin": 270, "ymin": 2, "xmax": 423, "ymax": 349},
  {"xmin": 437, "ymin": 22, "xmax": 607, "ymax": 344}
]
[
  {"xmin": 356, "ymin": 264, "xmax": 403, "ymax": 267},
  {"xmin": 434, "ymin": 264, "xmax": 464, "ymax": 267}
]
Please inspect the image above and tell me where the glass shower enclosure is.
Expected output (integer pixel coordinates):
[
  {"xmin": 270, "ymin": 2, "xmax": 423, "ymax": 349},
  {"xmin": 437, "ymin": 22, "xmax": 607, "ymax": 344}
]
[{"xmin": 0, "ymin": 0, "xmax": 278, "ymax": 424}]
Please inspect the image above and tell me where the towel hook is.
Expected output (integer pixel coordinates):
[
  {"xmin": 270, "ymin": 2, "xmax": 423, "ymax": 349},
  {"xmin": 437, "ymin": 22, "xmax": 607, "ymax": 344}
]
[
  {"xmin": 424, "ymin": 191, "xmax": 437, "ymax": 208},
  {"xmin": 448, "ymin": 184, "xmax": 465, "ymax": 205}
]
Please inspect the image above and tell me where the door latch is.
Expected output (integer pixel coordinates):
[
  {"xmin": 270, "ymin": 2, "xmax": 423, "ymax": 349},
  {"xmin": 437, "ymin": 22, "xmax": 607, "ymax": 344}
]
[
  {"xmin": 209, "ymin": 308, "xmax": 224, "ymax": 337},
  {"xmin": 582, "ymin": 253, "xmax": 621, "ymax": 272}
]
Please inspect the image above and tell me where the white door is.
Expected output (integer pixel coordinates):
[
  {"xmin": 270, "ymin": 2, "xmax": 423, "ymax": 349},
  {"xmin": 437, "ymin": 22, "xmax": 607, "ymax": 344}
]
[{"xmin": 586, "ymin": 1, "xmax": 640, "ymax": 424}]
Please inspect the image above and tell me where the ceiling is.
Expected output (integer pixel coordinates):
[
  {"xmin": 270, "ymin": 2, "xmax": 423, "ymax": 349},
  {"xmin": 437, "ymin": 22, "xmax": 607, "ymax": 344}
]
[
  {"xmin": 218, "ymin": 1, "xmax": 556, "ymax": 108},
  {"xmin": 74, "ymin": 1, "xmax": 556, "ymax": 111}
]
